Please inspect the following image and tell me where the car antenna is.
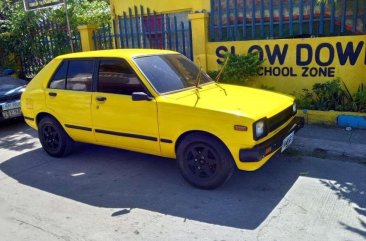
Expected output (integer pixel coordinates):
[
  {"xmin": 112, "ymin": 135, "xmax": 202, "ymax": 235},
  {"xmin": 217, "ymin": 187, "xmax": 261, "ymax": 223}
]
[
  {"xmin": 215, "ymin": 56, "xmax": 229, "ymax": 95},
  {"xmin": 215, "ymin": 56, "xmax": 229, "ymax": 84},
  {"xmin": 195, "ymin": 57, "xmax": 203, "ymax": 89}
]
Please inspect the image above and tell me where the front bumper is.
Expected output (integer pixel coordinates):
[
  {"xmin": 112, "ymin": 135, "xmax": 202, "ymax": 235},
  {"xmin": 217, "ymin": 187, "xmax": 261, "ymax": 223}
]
[{"xmin": 239, "ymin": 116, "xmax": 304, "ymax": 162}]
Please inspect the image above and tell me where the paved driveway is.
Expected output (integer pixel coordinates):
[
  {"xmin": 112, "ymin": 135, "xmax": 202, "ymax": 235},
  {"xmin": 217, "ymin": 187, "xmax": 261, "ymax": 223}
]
[{"xmin": 0, "ymin": 121, "xmax": 365, "ymax": 241}]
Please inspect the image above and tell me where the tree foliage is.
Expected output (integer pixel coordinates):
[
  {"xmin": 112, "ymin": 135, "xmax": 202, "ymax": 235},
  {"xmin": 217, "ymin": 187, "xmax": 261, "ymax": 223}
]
[{"xmin": 0, "ymin": 0, "xmax": 110, "ymax": 73}]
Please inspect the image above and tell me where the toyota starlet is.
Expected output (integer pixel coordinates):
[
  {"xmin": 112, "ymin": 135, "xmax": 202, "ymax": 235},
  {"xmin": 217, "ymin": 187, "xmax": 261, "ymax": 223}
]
[{"xmin": 21, "ymin": 49, "xmax": 304, "ymax": 189}]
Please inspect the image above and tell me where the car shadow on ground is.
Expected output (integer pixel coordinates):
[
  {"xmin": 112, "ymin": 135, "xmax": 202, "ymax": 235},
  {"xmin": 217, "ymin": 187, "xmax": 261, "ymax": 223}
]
[
  {"xmin": 0, "ymin": 143, "xmax": 365, "ymax": 231},
  {"xmin": 0, "ymin": 119, "xmax": 38, "ymax": 152}
]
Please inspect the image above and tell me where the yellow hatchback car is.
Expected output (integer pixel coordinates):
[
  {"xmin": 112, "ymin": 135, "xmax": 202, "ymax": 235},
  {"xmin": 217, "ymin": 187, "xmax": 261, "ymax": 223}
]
[{"xmin": 21, "ymin": 49, "xmax": 304, "ymax": 189}]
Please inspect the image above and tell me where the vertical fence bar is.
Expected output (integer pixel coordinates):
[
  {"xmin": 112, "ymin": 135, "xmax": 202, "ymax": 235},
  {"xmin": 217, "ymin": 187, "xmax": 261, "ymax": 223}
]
[
  {"xmin": 181, "ymin": 22, "xmax": 186, "ymax": 56},
  {"xmin": 128, "ymin": 8, "xmax": 135, "ymax": 47},
  {"xmin": 309, "ymin": 0, "xmax": 314, "ymax": 35},
  {"xmin": 251, "ymin": 0, "xmax": 255, "ymax": 38},
  {"xmin": 341, "ymin": 0, "xmax": 346, "ymax": 34},
  {"xmin": 218, "ymin": 0, "xmax": 223, "ymax": 40},
  {"xmin": 330, "ymin": 0, "xmax": 335, "ymax": 34},
  {"xmin": 364, "ymin": 0, "xmax": 366, "ymax": 32},
  {"xmin": 242, "ymin": 0, "xmax": 247, "ymax": 39},
  {"xmin": 161, "ymin": 14, "xmax": 166, "ymax": 49},
  {"xmin": 352, "ymin": 0, "xmax": 358, "ymax": 33},
  {"xmin": 210, "ymin": 0, "xmax": 216, "ymax": 41},
  {"xmin": 167, "ymin": 15, "xmax": 172, "ymax": 49},
  {"xmin": 102, "ymin": 24, "xmax": 107, "ymax": 49},
  {"xmin": 153, "ymin": 11, "xmax": 159, "ymax": 48},
  {"xmin": 234, "ymin": 0, "xmax": 238, "ymax": 40},
  {"xmin": 226, "ymin": 0, "xmax": 230, "ymax": 40},
  {"xmin": 134, "ymin": 6, "xmax": 141, "ymax": 48},
  {"xmin": 123, "ymin": 12, "xmax": 129, "ymax": 48},
  {"xmin": 174, "ymin": 16, "xmax": 179, "ymax": 51},
  {"xmin": 289, "ymin": 0, "xmax": 293, "ymax": 36},
  {"xmin": 319, "ymin": 2, "xmax": 325, "ymax": 35},
  {"xmin": 140, "ymin": 6, "xmax": 147, "ymax": 48},
  {"xmin": 147, "ymin": 8, "xmax": 153, "ymax": 48},
  {"xmin": 279, "ymin": 0, "xmax": 283, "ymax": 37},
  {"xmin": 93, "ymin": 31, "xmax": 97, "ymax": 50},
  {"xmin": 299, "ymin": 0, "xmax": 303, "ymax": 35},
  {"xmin": 260, "ymin": 0, "xmax": 264, "ymax": 38},
  {"xmin": 269, "ymin": 0, "xmax": 274, "ymax": 38},
  {"xmin": 118, "ymin": 17, "xmax": 125, "ymax": 48},
  {"xmin": 188, "ymin": 21, "xmax": 193, "ymax": 60},
  {"xmin": 113, "ymin": 19, "xmax": 118, "ymax": 48},
  {"xmin": 108, "ymin": 23, "xmax": 113, "ymax": 48}
]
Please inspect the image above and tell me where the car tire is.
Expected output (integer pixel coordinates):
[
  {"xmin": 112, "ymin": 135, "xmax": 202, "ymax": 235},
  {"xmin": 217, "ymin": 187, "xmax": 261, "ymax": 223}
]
[
  {"xmin": 38, "ymin": 116, "xmax": 74, "ymax": 157},
  {"xmin": 177, "ymin": 133, "xmax": 235, "ymax": 189}
]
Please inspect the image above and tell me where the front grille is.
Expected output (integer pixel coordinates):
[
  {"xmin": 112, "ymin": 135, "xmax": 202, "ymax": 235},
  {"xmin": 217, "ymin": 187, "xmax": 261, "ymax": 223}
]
[
  {"xmin": 0, "ymin": 93, "xmax": 21, "ymax": 103},
  {"xmin": 267, "ymin": 105, "xmax": 295, "ymax": 132}
]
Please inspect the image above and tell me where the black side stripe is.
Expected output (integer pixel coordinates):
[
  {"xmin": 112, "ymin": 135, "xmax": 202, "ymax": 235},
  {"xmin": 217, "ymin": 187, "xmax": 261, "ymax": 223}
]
[
  {"xmin": 160, "ymin": 138, "xmax": 173, "ymax": 143},
  {"xmin": 65, "ymin": 124, "xmax": 92, "ymax": 132},
  {"xmin": 95, "ymin": 129, "xmax": 158, "ymax": 142},
  {"xmin": 24, "ymin": 116, "xmax": 34, "ymax": 121}
]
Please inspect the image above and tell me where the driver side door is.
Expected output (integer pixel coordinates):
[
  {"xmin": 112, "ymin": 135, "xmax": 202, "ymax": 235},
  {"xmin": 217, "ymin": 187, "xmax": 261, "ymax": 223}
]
[{"xmin": 91, "ymin": 58, "xmax": 160, "ymax": 155}]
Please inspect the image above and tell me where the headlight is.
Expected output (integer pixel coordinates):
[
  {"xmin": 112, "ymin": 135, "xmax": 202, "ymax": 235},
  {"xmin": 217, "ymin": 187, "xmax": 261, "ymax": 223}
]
[
  {"xmin": 293, "ymin": 102, "xmax": 297, "ymax": 113},
  {"xmin": 253, "ymin": 119, "xmax": 268, "ymax": 140}
]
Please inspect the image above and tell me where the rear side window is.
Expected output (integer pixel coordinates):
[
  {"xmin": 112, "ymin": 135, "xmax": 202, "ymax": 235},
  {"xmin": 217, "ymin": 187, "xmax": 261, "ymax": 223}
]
[
  {"xmin": 97, "ymin": 59, "xmax": 145, "ymax": 95},
  {"xmin": 66, "ymin": 60, "xmax": 94, "ymax": 91},
  {"xmin": 49, "ymin": 60, "xmax": 94, "ymax": 91},
  {"xmin": 49, "ymin": 61, "xmax": 67, "ymax": 89}
]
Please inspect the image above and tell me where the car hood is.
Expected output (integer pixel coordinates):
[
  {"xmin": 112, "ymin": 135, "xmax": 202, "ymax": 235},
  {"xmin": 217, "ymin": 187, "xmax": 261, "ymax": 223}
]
[
  {"xmin": 0, "ymin": 76, "xmax": 27, "ymax": 97},
  {"xmin": 160, "ymin": 83, "xmax": 295, "ymax": 120}
]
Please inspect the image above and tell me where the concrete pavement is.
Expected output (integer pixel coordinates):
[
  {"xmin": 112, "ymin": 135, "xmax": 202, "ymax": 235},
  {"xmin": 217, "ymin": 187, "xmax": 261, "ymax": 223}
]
[{"xmin": 0, "ymin": 120, "xmax": 365, "ymax": 241}]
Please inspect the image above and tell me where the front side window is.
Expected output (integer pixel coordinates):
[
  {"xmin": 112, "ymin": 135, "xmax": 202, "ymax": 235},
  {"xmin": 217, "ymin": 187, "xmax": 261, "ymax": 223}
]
[
  {"xmin": 97, "ymin": 59, "xmax": 145, "ymax": 95},
  {"xmin": 133, "ymin": 54, "xmax": 213, "ymax": 94}
]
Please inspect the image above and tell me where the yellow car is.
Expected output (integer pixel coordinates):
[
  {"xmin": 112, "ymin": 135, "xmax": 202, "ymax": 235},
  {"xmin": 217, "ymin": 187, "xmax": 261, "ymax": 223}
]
[{"xmin": 21, "ymin": 49, "xmax": 304, "ymax": 189}]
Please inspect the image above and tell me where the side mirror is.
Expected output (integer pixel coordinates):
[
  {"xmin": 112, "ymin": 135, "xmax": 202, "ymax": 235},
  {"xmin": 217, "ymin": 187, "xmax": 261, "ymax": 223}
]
[{"xmin": 132, "ymin": 92, "xmax": 152, "ymax": 101}]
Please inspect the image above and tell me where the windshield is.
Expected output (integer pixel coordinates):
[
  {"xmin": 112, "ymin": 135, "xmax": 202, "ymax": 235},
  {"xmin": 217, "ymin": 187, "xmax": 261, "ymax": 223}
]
[{"xmin": 133, "ymin": 54, "xmax": 213, "ymax": 94}]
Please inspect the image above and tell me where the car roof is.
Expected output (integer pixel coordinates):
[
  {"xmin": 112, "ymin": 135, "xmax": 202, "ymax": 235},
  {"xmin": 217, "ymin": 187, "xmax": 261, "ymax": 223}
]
[{"xmin": 57, "ymin": 49, "xmax": 178, "ymax": 59}]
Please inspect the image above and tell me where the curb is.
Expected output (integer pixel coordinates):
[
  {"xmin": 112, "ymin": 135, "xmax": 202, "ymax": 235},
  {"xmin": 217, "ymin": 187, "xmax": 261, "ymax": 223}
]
[
  {"xmin": 297, "ymin": 110, "xmax": 366, "ymax": 129},
  {"xmin": 287, "ymin": 136, "xmax": 366, "ymax": 164}
]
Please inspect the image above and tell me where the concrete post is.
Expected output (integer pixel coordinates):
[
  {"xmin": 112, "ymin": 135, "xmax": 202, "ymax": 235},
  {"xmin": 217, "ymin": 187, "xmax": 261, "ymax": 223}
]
[
  {"xmin": 188, "ymin": 13, "xmax": 209, "ymax": 71},
  {"xmin": 77, "ymin": 25, "xmax": 97, "ymax": 52}
]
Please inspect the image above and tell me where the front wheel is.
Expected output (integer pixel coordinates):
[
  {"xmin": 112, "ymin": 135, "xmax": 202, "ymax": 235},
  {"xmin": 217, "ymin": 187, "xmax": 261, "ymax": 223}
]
[
  {"xmin": 177, "ymin": 134, "xmax": 235, "ymax": 189},
  {"xmin": 38, "ymin": 116, "xmax": 74, "ymax": 157}
]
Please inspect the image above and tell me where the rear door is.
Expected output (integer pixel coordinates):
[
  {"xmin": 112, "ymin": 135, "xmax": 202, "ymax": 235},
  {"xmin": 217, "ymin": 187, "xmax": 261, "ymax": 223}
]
[
  {"xmin": 91, "ymin": 58, "xmax": 160, "ymax": 155},
  {"xmin": 46, "ymin": 59, "xmax": 94, "ymax": 143}
]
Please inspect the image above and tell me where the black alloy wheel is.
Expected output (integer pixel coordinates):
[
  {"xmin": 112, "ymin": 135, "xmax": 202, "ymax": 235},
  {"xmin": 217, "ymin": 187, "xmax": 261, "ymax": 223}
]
[
  {"xmin": 177, "ymin": 133, "xmax": 235, "ymax": 189},
  {"xmin": 38, "ymin": 116, "xmax": 74, "ymax": 157}
]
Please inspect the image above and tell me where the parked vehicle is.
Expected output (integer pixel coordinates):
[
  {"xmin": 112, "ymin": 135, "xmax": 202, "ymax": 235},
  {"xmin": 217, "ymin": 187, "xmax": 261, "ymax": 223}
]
[
  {"xmin": 0, "ymin": 71, "xmax": 26, "ymax": 122},
  {"xmin": 21, "ymin": 49, "xmax": 304, "ymax": 189}
]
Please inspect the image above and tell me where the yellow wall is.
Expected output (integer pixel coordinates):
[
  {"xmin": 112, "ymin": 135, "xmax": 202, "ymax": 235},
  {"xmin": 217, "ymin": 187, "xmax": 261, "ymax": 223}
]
[
  {"xmin": 207, "ymin": 35, "xmax": 366, "ymax": 94},
  {"xmin": 105, "ymin": 1, "xmax": 365, "ymax": 95},
  {"xmin": 110, "ymin": 0, "xmax": 210, "ymax": 16}
]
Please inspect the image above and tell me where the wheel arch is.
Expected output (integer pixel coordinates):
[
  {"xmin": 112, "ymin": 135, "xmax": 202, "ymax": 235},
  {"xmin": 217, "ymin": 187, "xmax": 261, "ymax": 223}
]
[
  {"xmin": 174, "ymin": 130, "xmax": 232, "ymax": 157},
  {"xmin": 36, "ymin": 112, "xmax": 62, "ymax": 127}
]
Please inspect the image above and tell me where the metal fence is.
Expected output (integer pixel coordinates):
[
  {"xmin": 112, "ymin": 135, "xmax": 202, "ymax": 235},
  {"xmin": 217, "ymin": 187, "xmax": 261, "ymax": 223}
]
[
  {"xmin": 20, "ymin": 20, "xmax": 81, "ymax": 78},
  {"xmin": 93, "ymin": 6, "xmax": 193, "ymax": 60},
  {"xmin": 209, "ymin": 0, "xmax": 366, "ymax": 41}
]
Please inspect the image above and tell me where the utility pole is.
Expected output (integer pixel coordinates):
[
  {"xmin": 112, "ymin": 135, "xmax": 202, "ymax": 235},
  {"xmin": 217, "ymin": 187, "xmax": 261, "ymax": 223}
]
[{"xmin": 64, "ymin": 0, "xmax": 74, "ymax": 52}]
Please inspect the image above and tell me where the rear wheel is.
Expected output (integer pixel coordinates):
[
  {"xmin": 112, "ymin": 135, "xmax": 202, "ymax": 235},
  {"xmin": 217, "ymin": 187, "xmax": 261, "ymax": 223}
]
[
  {"xmin": 177, "ymin": 133, "xmax": 235, "ymax": 189},
  {"xmin": 38, "ymin": 116, "xmax": 74, "ymax": 157}
]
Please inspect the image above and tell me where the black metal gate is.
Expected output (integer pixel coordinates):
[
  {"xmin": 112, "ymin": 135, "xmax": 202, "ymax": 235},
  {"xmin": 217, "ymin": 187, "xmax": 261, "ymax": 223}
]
[{"xmin": 93, "ymin": 6, "xmax": 193, "ymax": 60}]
